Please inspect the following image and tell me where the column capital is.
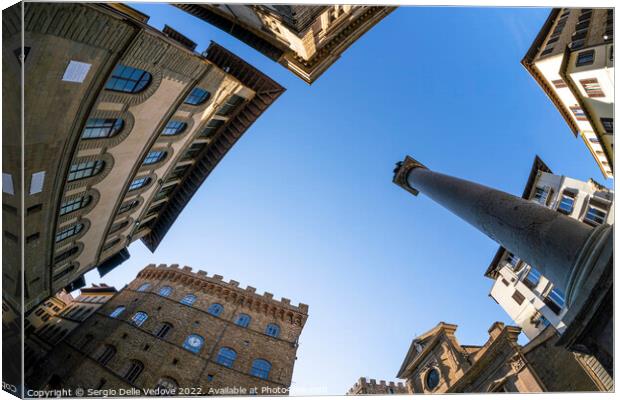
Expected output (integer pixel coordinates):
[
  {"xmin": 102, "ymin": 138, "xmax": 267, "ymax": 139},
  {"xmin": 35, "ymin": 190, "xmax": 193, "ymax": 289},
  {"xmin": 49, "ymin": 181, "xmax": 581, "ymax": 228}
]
[{"xmin": 393, "ymin": 155, "xmax": 428, "ymax": 196}]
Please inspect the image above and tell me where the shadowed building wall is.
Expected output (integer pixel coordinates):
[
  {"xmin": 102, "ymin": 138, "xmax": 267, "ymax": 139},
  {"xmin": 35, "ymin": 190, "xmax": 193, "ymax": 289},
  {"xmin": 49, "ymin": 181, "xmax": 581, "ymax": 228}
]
[
  {"xmin": 28, "ymin": 264, "xmax": 309, "ymax": 395},
  {"xmin": 2, "ymin": 3, "xmax": 284, "ymax": 316},
  {"xmin": 175, "ymin": 4, "xmax": 395, "ymax": 84}
]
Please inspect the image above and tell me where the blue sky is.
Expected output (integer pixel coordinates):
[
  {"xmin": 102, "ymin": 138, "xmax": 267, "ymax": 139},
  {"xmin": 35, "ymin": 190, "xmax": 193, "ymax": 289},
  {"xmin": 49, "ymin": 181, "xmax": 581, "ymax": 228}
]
[{"xmin": 83, "ymin": 4, "xmax": 610, "ymax": 394}]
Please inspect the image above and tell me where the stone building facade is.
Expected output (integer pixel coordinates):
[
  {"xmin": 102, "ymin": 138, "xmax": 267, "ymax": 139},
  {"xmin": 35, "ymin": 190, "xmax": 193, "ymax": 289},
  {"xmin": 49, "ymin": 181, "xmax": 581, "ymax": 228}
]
[
  {"xmin": 27, "ymin": 264, "xmax": 309, "ymax": 395},
  {"xmin": 347, "ymin": 377, "xmax": 407, "ymax": 395},
  {"xmin": 485, "ymin": 156, "xmax": 613, "ymax": 340},
  {"xmin": 396, "ymin": 321, "xmax": 603, "ymax": 393},
  {"xmin": 2, "ymin": 2, "xmax": 284, "ymax": 318},
  {"xmin": 24, "ymin": 290, "xmax": 74, "ymax": 337},
  {"xmin": 25, "ymin": 285, "xmax": 117, "ymax": 379},
  {"xmin": 483, "ymin": 156, "xmax": 613, "ymax": 391},
  {"xmin": 522, "ymin": 8, "xmax": 614, "ymax": 178},
  {"xmin": 176, "ymin": 5, "xmax": 395, "ymax": 83}
]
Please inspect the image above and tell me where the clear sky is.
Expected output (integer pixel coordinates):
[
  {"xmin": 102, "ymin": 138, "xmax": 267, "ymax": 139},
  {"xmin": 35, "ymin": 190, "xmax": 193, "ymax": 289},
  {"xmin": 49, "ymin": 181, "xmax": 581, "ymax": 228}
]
[{"xmin": 82, "ymin": 4, "xmax": 611, "ymax": 395}]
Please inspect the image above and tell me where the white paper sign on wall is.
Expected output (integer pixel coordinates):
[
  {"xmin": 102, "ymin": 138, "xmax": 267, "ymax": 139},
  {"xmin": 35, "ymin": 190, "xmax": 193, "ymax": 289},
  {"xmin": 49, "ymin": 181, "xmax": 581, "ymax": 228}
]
[{"xmin": 62, "ymin": 60, "xmax": 92, "ymax": 83}]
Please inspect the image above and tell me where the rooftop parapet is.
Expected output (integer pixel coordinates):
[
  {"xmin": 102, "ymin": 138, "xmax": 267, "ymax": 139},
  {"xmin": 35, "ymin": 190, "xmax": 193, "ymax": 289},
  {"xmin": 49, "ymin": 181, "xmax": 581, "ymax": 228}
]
[
  {"xmin": 347, "ymin": 377, "xmax": 407, "ymax": 394},
  {"xmin": 138, "ymin": 263, "xmax": 309, "ymax": 315}
]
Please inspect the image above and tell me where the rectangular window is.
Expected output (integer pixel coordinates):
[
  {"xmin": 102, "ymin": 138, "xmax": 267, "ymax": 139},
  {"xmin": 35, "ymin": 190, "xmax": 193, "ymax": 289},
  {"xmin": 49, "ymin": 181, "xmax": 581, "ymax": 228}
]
[
  {"xmin": 505, "ymin": 252, "xmax": 520, "ymax": 268},
  {"xmin": 572, "ymin": 29, "xmax": 588, "ymax": 42},
  {"xmin": 512, "ymin": 290, "xmax": 525, "ymax": 305},
  {"xmin": 62, "ymin": 60, "xmax": 92, "ymax": 83},
  {"xmin": 523, "ymin": 267, "xmax": 541, "ymax": 289},
  {"xmin": 541, "ymin": 47, "xmax": 554, "ymax": 56},
  {"xmin": 552, "ymin": 79, "xmax": 567, "ymax": 88},
  {"xmin": 27, "ymin": 204, "xmax": 42, "ymax": 215},
  {"xmin": 544, "ymin": 287, "xmax": 565, "ymax": 314},
  {"xmin": 570, "ymin": 39, "xmax": 586, "ymax": 50},
  {"xmin": 533, "ymin": 186, "xmax": 551, "ymax": 205},
  {"xmin": 576, "ymin": 50, "xmax": 595, "ymax": 66},
  {"xmin": 26, "ymin": 233, "xmax": 40, "ymax": 243},
  {"xmin": 580, "ymin": 78, "xmax": 604, "ymax": 98},
  {"xmin": 557, "ymin": 191, "xmax": 576, "ymax": 215},
  {"xmin": 584, "ymin": 198, "xmax": 609, "ymax": 226},
  {"xmin": 600, "ymin": 118, "xmax": 613, "ymax": 134},
  {"xmin": 216, "ymin": 94, "xmax": 245, "ymax": 117},
  {"xmin": 575, "ymin": 21, "xmax": 590, "ymax": 31},
  {"xmin": 201, "ymin": 119, "xmax": 225, "ymax": 137},
  {"xmin": 183, "ymin": 143, "xmax": 207, "ymax": 160},
  {"xmin": 578, "ymin": 11, "xmax": 592, "ymax": 22},
  {"xmin": 4, "ymin": 231, "xmax": 18, "ymax": 242},
  {"xmin": 29, "ymin": 171, "xmax": 46, "ymax": 195},
  {"xmin": 154, "ymin": 185, "xmax": 175, "ymax": 201},
  {"xmin": 3, "ymin": 173, "xmax": 14, "ymax": 195},
  {"xmin": 569, "ymin": 105, "xmax": 588, "ymax": 121}
]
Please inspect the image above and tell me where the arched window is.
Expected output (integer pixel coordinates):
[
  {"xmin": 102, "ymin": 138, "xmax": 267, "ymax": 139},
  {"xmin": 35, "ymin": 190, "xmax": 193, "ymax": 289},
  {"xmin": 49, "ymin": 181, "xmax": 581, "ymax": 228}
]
[
  {"xmin": 207, "ymin": 303, "xmax": 223, "ymax": 317},
  {"xmin": 59, "ymin": 195, "xmax": 92, "ymax": 216},
  {"xmin": 216, "ymin": 347, "xmax": 236, "ymax": 367},
  {"xmin": 154, "ymin": 322, "xmax": 172, "ymax": 339},
  {"xmin": 109, "ymin": 306, "xmax": 125, "ymax": 318},
  {"xmin": 54, "ymin": 246, "xmax": 79, "ymax": 264},
  {"xmin": 137, "ymin": 283, "xmax": 150, "ymax": 292},
  {"xmin": 143, "ymin": 150, "xmax": 167, "ymax": 165},
  {"xmin": 106, "ymin": 64, "xmax": 151, "ymax": 93},
  {"xmin": 162, "ymin": 121, "xmax": 187, "ymax": 136},
  {"xmin": 109, "ymin": 220, "xmax": 129, "ymax": 235},
  {"xmin": 131, "ymin": 311, "xmax": 148, "ymax": 327},
  {"xmin": 55, "ymin": 223, "xmax": 83, "ymax": 243},
  {"xmin": 234, "ymin": 314, "xmax": 251, "ymax": 328},
  {"xmin": 184, "ymin": 87, "xmax": 210, "ymax": 105},
  {"xmin": 200, "ymin": 119, "xmax": 225, "ymax": 138},
  {"xmin": 118, "ymin": 199, "xmax": 139, "ymax": 214},
  {"xmin": 67, "ymin": 160, "xmax": 105, "ymax": 182},
  {"xmin": 82, "ymin": 118, "xmax": 124, "ymax": 139},
  {"xmin": 102, "ymin": 238, "xmax": 121, "ymax": 252},
  {"xmin": 97, "ymin": 345, "xmax": 116, "ymax": 366},
  {"xmin": 154, "ymin": 377, "xmax": 178, "ymax": 392},
  {"xmin": 183, "ymin": 334, "xmax": 204, "ymax": 354},
  {"xmin": 180, "ymin": 294, "xmax": 196, "ymax": 306},
  {"xmin": 128, "ymin": 177, "xmax": 150, "ymax": 191},
  {"xmin": 52, "ymin": 264, "xmax": 75, "ymax": 281},
  {"xmin": 123, "ymin": 360, "xmax": 144, "ymax": 383},
  {"xmin": 265, "ymin": 323, "xmax": 280, "ymax": 338},
  {"xmin": 250, "ymin": 359, "xmax": 272, "ymax": 379},
  {"xmin": 158, "ymin": 286, "xmax": 173, "ymax": 297}
]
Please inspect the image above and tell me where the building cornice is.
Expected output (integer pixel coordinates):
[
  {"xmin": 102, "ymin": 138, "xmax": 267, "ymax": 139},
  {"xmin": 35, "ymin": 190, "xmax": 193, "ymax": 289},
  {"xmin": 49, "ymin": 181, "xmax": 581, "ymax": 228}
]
[
  {"xmin": 173, "ymin": 4, "xmax": 286, "ymax": 61},
  {"xmin": 446, "ymin": 325, "xmax": 522, "ymax": 393},
  {"xmin": 396, "ymin": 322, "xmax": 459, "ymax": 378},
  {"xmin": 283, "ymin": 6, "xmax": 395, "ymax": 84},
  {"xmin": 521, "ymin": 9, "xmax": 581, "ymax": 138},
  {"xmin": 137, "ymin": 264, "xmax": 308, "ymax": 324},
  {"xmin": 557, "ymin": 45, "xmax": 614, "ymax": 176},
  {"xmin": 141, "ymin": 43, "xmax": 285, "ymax": 252}
]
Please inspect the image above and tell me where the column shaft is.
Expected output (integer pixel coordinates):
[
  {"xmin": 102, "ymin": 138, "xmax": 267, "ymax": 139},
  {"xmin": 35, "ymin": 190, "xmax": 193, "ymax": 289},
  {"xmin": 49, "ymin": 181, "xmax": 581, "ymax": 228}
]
[{"xmin": 405, "ymin": 167, "xmax": 593, "ymax": 292}]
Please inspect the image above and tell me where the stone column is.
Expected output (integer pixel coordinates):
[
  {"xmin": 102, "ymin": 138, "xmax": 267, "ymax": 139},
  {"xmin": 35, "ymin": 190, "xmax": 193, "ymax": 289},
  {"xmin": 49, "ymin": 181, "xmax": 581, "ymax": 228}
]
[{"xmin": 393, "ymin": 156, "xmax": 613, "ymax": 374}]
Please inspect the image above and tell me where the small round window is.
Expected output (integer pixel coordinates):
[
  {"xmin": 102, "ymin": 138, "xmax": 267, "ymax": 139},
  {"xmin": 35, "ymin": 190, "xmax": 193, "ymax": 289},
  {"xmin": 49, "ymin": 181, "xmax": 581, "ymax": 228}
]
[{"xmin": 425, "ymin": 368, "xmax": 440, "ymax": 390}]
